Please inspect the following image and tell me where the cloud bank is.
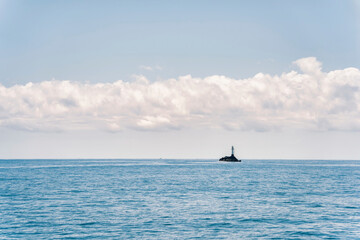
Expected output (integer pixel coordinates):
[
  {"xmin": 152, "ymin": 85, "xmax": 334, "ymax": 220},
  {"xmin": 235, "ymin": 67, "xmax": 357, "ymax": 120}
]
[{"xmin": 1, "ymin": 57, "xmax": 360, "ymax": 132}]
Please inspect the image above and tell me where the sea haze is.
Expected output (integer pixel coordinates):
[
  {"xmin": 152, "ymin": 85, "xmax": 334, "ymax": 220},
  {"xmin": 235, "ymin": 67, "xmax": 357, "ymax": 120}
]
[{"xmin": 0, "ymin": 159, "xmax": 359, "ymax": 239}]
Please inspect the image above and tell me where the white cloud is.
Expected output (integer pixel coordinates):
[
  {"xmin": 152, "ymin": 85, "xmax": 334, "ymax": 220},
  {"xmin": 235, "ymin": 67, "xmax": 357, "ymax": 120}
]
[
  {"xmin": 293, "ymin": 57, "xmax": 322, "ymax": 75},
  {"xmin": 1, "ymin": 57, "xmax": 360, "ymax": 132},
  {"xmin": 139, "ymin": 65, "xmax": 162, "ymax": 71},
  {"xmin": 139, "ymin": 65, "xmax": 153, "ymax": 71}
]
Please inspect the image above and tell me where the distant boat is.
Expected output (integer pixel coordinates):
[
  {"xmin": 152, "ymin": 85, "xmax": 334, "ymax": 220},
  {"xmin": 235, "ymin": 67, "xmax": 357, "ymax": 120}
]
[{"xmin": 219, "ymin": 146, "xmax": 241, "ymax": 162}]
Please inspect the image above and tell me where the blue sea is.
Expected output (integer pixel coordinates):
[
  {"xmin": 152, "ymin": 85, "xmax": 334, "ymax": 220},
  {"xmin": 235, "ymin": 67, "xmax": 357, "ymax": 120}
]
[{"xmin": 0, "ymin": 159, "xmax": 359, "ymax": 239}]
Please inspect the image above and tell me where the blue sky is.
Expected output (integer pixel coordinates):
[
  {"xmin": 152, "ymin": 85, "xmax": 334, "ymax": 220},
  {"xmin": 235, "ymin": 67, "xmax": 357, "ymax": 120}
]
[
  {"xmin": 1, "ymin": 0, "xmax": 359, "ymax": 84},
  {"xmin": 1, "ymin": 0, "xmax": 360, "ymax": 159}
]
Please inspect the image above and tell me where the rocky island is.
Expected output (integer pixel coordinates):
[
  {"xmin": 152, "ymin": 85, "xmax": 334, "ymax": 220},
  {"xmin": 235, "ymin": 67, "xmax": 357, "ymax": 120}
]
[{"xmin": 219, "ymin": 146, "xmax": 241, "ymax": 162}]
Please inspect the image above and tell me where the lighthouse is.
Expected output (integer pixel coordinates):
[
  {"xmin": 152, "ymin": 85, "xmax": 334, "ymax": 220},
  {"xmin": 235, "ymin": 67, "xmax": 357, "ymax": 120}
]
[{"xmin": 219, "ymin": 146, "xmax": 241, "ymax": 162}]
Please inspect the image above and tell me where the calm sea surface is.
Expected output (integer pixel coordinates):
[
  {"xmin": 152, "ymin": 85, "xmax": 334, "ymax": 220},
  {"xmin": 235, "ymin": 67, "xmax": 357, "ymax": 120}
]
[{"xmin": 0, "ymin": 159, "xmax": 359, "ymax": 239}]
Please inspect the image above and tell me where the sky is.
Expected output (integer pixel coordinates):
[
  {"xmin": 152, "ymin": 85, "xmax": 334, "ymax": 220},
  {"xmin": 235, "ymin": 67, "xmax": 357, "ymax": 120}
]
[{"xmin": 0, "ymin": 0, "xmax": 360, "ymax": 159}]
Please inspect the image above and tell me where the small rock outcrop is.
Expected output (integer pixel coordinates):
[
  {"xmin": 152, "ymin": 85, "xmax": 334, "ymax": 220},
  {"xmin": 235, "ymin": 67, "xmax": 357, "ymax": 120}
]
[{"xmin": 219, "ymin": 146, "xmax": 241, "ymax": 162}]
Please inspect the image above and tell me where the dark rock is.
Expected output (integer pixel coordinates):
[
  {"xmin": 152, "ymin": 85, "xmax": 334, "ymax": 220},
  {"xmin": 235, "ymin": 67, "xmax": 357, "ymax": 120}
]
[{"xmin": 219, "ymin": 146, "xmax": 241, "ymax": 162}]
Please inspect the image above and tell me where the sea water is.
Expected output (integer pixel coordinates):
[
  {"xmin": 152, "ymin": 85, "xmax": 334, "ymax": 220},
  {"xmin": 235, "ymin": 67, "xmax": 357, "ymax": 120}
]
[{"xmin": 0, "ymin": 159, "xmax": 359, "ymax": 239}]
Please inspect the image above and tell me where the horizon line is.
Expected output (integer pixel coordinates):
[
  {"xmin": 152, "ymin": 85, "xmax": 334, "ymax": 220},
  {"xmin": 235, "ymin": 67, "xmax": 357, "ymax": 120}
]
[{"xmin": 0, "ymin": 158, "xmax": 359, "ymax": 161}]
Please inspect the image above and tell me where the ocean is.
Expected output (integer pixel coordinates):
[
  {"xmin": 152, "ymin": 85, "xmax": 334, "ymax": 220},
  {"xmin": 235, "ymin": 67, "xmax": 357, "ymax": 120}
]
[{"xmin": 0, "ymin": 159, "xmax": 359, "ymax": 239}]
